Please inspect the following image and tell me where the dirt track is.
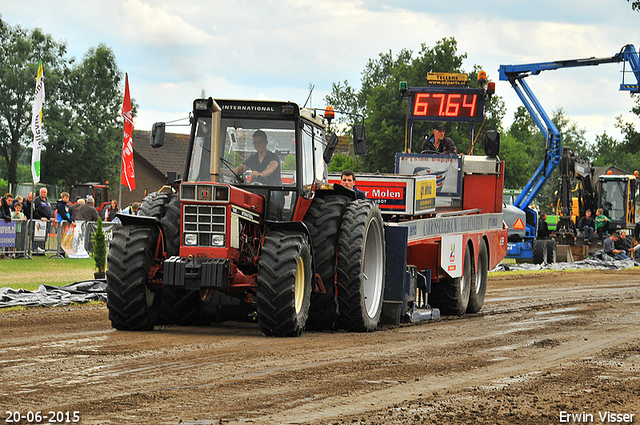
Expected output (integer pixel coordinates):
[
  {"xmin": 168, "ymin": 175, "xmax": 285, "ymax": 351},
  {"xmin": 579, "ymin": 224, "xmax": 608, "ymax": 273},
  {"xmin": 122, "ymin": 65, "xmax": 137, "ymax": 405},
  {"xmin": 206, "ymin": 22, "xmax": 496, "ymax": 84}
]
[{"xmin": 1, "ymin": 268, "xmax": 640, "ymax": 425}]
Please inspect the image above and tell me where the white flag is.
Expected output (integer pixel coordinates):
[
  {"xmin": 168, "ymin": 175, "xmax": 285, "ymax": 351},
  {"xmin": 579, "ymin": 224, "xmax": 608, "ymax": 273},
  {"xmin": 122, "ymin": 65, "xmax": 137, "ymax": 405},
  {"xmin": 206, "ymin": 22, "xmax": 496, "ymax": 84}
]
[{"xmin": 31, "ymin": 60, "xmax": 45, "ymax": 184}]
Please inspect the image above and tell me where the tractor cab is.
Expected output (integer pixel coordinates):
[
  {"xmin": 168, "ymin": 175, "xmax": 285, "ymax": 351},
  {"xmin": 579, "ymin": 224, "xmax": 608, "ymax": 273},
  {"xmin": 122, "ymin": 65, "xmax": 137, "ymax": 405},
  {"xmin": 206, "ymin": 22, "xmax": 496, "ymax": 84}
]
[{"xmin": 155, "ymin": 98, "xmax": 339, "ymax": 222}]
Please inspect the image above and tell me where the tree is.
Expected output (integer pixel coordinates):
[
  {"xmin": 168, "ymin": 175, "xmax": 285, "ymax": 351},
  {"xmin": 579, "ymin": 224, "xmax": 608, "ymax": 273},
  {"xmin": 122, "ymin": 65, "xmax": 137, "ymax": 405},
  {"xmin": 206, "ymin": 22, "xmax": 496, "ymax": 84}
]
[
  {"xmin": 42, "ymin": 44, "xmax": 124, "ymax": 186},
  {"xmin": 630, "ymin": 0, "xmax": 640, "ymax": 11},
  {"xmin": 325, "ymin": 38, "xmax": 506, "ymax": 173},
  {"xmin": 0, "ymin": 17, "xmax": 68, "ymax": 189}
]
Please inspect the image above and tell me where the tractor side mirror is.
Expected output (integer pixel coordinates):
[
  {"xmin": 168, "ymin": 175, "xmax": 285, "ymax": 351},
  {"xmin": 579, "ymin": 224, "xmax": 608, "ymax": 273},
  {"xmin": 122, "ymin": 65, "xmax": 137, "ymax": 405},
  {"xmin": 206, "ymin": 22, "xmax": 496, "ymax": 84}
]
[
  {"xmin": 150, "ymin": 122, "xmax": 166, "ymax": 148},
  {"xmin": 323, "ymin": 133, "xmax": 339, "ymax": 164},
  {"xmin": 353, "ymin": 124, "xmax": 367, "ymax": 155},
  {"xmin": 485, "ymin": 130, "xmax": 500, "ymax": 157}
]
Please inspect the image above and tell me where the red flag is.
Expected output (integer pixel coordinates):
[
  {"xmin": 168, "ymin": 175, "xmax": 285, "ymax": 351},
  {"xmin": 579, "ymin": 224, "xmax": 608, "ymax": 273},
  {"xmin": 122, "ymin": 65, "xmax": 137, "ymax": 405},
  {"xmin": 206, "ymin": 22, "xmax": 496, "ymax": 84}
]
[{"xmin": 121, "ymin": 73, "xmax": 135, "ymax": 190}]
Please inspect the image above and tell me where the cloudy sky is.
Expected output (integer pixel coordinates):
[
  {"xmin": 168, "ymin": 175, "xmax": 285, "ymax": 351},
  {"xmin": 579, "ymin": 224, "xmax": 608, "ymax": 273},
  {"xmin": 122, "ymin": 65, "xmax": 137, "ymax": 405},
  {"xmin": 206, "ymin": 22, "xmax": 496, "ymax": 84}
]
[{"xmin": 3, "ymin": 0, "xmax": 640, "ymax": 144}]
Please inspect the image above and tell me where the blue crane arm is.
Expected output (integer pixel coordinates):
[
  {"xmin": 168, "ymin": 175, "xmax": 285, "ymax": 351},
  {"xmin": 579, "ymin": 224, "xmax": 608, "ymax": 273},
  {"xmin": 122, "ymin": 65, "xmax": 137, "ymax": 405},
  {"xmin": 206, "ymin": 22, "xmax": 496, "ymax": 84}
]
[{"xmin": 498, "ymin": 44, "xmax": 640, "ymax": 211}]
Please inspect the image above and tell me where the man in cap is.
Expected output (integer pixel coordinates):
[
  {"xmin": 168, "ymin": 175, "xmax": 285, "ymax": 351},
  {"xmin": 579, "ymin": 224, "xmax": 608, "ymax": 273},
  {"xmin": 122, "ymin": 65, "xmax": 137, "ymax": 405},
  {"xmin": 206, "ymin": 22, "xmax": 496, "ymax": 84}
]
[{"xmin": 421, "ymin": 123, "xmax": 457, "ymax": 155}]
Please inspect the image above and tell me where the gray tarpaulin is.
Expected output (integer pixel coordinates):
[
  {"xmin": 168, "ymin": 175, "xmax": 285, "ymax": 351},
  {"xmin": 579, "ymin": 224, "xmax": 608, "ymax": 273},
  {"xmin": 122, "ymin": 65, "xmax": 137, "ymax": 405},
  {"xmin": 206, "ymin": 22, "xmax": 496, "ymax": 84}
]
[
  {"xmin": 0, "ymin": 280, "xmax": 106, "ymax": 309},
  {"xmin": 492, "ymin": 250, "xmax": 638, "ymax": 272}
]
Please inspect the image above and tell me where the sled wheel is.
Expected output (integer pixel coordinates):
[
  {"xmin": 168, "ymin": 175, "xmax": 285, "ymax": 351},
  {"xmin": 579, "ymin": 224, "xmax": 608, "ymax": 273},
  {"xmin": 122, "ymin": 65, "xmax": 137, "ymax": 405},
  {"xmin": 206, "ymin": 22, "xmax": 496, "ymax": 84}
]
[
  {"xmin": 467, "ymin": 239, "xmax": 488, "ymax": 314},
  {"xmin": 431, "ymin": 245, "xmax": 472, "ymax": 316}
]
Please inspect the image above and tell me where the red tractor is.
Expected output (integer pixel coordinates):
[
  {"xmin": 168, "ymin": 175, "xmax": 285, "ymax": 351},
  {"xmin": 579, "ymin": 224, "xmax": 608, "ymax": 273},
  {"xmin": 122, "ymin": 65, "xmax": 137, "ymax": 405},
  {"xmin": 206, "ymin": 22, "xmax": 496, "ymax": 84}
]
[{"xmin": 106, "ymin": 98, "xmax": 385, "ymax": 336}]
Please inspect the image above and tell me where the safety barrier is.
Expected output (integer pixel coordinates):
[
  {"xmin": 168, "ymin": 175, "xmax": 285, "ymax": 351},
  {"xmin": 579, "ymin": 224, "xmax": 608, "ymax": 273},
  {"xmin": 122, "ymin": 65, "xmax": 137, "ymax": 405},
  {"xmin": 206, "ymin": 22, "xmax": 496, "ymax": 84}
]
[{"xmin": 0, "ymin": 219, "xmax": 120, "ymax": 259}]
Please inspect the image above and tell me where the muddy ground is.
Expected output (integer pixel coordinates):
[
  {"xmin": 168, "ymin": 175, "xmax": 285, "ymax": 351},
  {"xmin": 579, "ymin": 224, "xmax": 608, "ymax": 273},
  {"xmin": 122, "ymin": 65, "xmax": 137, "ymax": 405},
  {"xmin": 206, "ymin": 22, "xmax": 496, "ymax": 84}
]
[{"xmin": 1, "ymin": 268, "xmax": 639, "ymax": 425}]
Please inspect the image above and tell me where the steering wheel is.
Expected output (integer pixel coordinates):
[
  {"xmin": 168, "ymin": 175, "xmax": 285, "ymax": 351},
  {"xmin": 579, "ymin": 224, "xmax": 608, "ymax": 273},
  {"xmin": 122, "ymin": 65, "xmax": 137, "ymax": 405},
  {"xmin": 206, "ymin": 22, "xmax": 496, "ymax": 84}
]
[{"xmin": 421, "ymin": 149, "xmax": 439, "ymax": 154}]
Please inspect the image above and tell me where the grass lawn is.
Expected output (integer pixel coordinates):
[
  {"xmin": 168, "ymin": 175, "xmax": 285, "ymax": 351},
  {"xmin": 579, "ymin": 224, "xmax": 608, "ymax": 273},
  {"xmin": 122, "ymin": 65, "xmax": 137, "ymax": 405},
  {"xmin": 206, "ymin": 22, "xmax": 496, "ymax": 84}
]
[{"xmin": 0, "ymin": 256, "xmax": 97, "ymax": 291}]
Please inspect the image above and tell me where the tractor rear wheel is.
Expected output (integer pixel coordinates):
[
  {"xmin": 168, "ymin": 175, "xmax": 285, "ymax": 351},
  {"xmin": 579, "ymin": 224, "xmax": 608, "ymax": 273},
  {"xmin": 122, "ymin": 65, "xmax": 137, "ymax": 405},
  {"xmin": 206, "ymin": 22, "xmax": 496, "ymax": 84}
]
[
  {"xmin": 336, "ymin": 200, "xmax": 385, "ymax": 332},
  {"xmin": 106, "ymin": 226, "xmax": 161, "ymax": 330},
  {"xmin": 257, "ymin": 231, "xmax": 312, "ymax": 337},
  {"xmin": 431, "ymin": 246, "xmax": 472, "ymax": 316},
  {"xmin": 303, "ymin": 193, "xmax": 350, "ymax": 330},
  {"xmin": 467, "ymin": 240, "xmax": 488, "ymax": 314}
]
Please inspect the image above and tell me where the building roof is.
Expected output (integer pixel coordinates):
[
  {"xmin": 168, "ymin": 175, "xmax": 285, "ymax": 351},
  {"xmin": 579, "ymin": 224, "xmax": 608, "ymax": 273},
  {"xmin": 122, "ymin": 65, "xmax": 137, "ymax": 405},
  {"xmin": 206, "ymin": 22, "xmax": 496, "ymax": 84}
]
[{"xmin": 133, "ymin": 130, "xmax": 189, "ymax": 177}]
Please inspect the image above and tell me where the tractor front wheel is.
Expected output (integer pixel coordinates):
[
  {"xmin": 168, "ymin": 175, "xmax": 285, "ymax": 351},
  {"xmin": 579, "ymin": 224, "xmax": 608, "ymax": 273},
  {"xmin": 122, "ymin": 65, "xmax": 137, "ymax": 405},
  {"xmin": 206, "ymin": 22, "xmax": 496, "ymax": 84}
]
[
  {"xmin": 106, "ymin": 226, "xmax": 161, "ymax": 330},
  {"xmin": 257, "ymin": 231, "xmax": 312, "ymax": 337}
]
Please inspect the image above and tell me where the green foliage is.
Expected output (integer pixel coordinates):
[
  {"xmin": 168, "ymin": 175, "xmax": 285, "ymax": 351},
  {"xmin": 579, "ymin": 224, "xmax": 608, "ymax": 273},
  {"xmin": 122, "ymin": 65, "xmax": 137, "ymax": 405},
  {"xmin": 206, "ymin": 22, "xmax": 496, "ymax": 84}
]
[
  {"xmin": 42, "ymin": 44, "xmax": 123, "ymax": 186},
  {"xmin": 328, "ymin": 151, "xmax": 360, "ymax": 172},
  {"xmin": 0, "ymin": 18, "xmax": 68, "ymax": 188},
  {"xmin": 0, "ymin": 18, "xmax": 125, "ymax": 190},
  {"xmin": 92, "ymin": 218, "xmax": 106, "ymax": 273},
  {"xmin": 325, "ymin": 38, "xmax": 504, "ymax": 173}
]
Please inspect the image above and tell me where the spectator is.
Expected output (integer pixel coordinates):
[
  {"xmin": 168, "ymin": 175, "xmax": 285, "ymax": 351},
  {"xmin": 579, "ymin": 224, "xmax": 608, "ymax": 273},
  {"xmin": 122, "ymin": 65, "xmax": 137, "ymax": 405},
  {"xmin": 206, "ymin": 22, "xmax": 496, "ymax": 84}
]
[
  {"xmin": 11, "ymin": 202, "xmax": 26, "ymax": 253},
  {"xmin": 594, "ymin": 208, "xmax": 611, "ymax": 243},
  {"xmin": 1, "ymin": 193, "xmax": 14, "ymax": 223},
  {"xmin": 577, "ymin": 209, "xmax": 595, "ymax": 242},
  {"xmin": 11, "ymin": 202, "xmax": 26, "ymax": 222},
  {"xmin": 32, "ymin": 187, "xmax": 53, "ymax": 253},
  {"xmin": 104, "ymin": 199, "xmax": 120, "ymax": 222},
  {"xmin": 121, "ymin": 202, "xmax": 140, "ymax": 215},
  {"xmin": 56, "ymin": 192, "xmax": 76, "ymax": 225},
  {"xmin": 22, "ymin": 192, "xmax": 33, "ymax": 220},
  {"xmin": 340, "ymin": 169, "xmax": 366, "ymax": 199},
  {"xmin": 603, "ymin": 232, "xmax": 631, "ymax": 260},
  {"xmin": 614, "ymin": 230, "xmax": 631, "ymax": 252},
  {"xmin": 537, "ymin": 212, "xmax": 551, "ymax": 239},
  {"xmin": 69, "ymin": 198, "xmax": 99, "ymax": 222}
]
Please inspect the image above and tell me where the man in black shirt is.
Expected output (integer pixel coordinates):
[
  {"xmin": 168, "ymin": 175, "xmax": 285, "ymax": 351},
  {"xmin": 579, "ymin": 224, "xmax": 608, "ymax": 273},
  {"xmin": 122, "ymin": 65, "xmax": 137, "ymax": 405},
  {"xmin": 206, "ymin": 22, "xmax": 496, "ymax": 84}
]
[{"xmin": 234, "ymin": 130, "xmax": 281, "ymax": 185}]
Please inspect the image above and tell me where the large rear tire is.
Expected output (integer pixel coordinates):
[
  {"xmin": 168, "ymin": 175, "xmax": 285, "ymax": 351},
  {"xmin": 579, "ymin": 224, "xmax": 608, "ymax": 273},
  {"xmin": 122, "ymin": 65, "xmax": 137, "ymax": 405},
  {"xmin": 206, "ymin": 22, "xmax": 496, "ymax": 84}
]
[
  {"xmin": 303, "ymin": 193, "xmax": 350, "ymax": 330},
  {"xmin": 467, "ymin": 240, "xmax": 488, "ymax": 314},
  {"xmin": 257, "ymin": 231, "xmax": 312, "ymax": 337},
  {"xmin": 431, "ymin": 246, "xmax": 472, "ymax": 316},
  {"xmin": 336, "ymin": 200, "xmax": 385, "ymax": 332},
  {"xmin": 106, "ymin": 226, "xmax": 161, "ymax": 330}
]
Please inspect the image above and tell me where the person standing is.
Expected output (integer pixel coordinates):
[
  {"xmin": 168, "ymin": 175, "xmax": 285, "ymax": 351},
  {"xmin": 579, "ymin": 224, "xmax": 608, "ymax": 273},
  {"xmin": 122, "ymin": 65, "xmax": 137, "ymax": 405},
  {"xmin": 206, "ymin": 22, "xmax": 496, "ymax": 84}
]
[
  {"xmin": 340, "ymin": 169, "xmax": 366, "ymax": 199},
  {"xmin": 69, "ymin": 198, "xmax": 99, "ymax": 222},
  {"xmin": 32, "ymin": 187, "xmax": 53, "ymax": 253},
  {"xmin": 22, "ymin": 192, "xmax": 33, "ymax": 220},
  {"xmin": 537, "ymin": 212, "xmax": 551, "ymax": 239},
  {"xmin": 104, "ymin": 199, "xmax": 120, "ymax": 222},
  {"xmin": 1, "ymin": 193, "xmax": 13, "ymax": 223},
  {"xmin": 56, "ymin": 192, "xmax": 76, "ymax": 225}
]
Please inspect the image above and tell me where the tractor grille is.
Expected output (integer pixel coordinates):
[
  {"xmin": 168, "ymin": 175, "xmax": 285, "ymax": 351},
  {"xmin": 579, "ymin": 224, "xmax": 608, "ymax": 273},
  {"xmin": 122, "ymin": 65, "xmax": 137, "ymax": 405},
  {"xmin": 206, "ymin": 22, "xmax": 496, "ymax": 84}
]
[{"xmin": 183, "ymin": 205, "xmax": 226, "ymax": 247}]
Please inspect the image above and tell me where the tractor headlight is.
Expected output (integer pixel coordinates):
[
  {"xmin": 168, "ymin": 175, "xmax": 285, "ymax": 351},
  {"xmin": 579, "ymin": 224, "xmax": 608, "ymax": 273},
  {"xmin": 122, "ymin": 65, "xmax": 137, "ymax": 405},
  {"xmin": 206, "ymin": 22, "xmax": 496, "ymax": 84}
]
[
  {"xmin": 211, "ymin": 234, "xmax": 225, "ymax": 247},
  {"xmin": 184, "ymin": 233, "xmax": 198, "ymax": 246}
]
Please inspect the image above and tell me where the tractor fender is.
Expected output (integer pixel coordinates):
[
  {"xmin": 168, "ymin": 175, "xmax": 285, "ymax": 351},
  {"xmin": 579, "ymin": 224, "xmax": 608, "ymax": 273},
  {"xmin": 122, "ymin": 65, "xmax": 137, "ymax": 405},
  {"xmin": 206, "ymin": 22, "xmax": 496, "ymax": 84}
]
[
  {"xmin": 263, "ymin": 220, "xmax": 318, "ymax": 286},
  {"xmin": 116, "ymin": 213, "xmax": 163, "ymax": 233}
]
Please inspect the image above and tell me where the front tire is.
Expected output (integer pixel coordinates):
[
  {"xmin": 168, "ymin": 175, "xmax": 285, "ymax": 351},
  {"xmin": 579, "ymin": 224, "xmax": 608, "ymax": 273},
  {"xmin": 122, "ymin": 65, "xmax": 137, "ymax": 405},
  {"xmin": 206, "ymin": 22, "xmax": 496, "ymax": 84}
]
[
  {"xmin": 106, "ymin": 226, "xmax": 161, "ymax": 330},
  {"xmin": 336, "ymin": 200, "xmax": 385, "ymax": 332},
  {"xmin": 257, "ymin": 231, "xmax": 312, "ymax": 337}
]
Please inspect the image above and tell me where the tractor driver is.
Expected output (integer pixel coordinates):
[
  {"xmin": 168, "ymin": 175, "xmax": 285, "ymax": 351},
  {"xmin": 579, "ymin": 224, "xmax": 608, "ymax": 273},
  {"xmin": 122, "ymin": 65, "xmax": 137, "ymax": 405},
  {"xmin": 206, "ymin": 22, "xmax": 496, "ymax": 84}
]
[{"xmin": 234, "ymin": 130, "xmax": 282, "ymax": 185}]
